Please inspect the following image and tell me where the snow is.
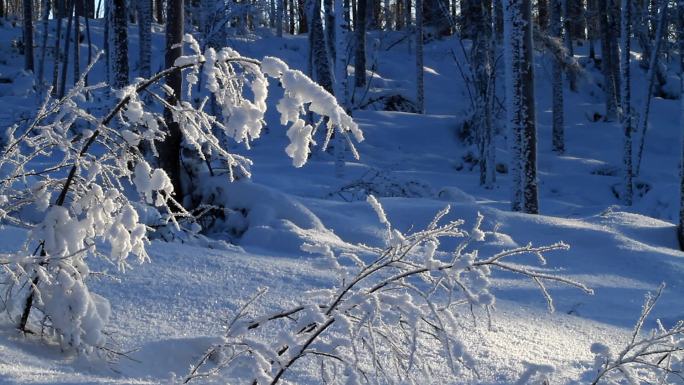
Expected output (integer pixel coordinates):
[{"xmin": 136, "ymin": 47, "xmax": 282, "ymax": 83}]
[{"xmin": 0, "ymin": 16, "xmax": 684, "ymax": 385}]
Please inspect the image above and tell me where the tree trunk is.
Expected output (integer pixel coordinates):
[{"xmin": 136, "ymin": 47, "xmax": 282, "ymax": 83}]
[
  {"xmin": 138, "ymin": 0, "xmax": 151, "ymax": 78},
  {"xmin": 155, "ymin": 0, "xmax": 164, "ymax": 23},
  {"xmin": 551, "ymin": 0, "xmax": 564, "ymax": 154},
  {"xmin": 678, "ymin": 0, "xmax": 684, "ymax": 249},
  {"xmin": 354, "ymin": 0, "xmax": 367, "ymax": 87},
  {"xmin": 473, "ymin": 0, "xmax": 495, "ymax": 186},
  {"xmin": 635, "ymin": 0, "xmax": 668, "ymax": 176},
  {"xmin": 51, "ymin": 0, "xmax": 62, "ymax": 93},
  {"xmin": 520, "ymin": 0, "xmax": 538, "ymax": 214},
  {"xmin": 160, "ymin": 0, "xmax": 184, "ymax": 202},
  {"xmin": 598, "ymin": 0, "xmax": 618, "ymax": 121},
  {"xmin": 504, "ymin": 0, "xmax": 523, "ymax": 211},
  {"xmin": 23, "ymin": 0, "xmax": 34, "ymax": 71},
  {"xmin": 36, "ymin": 0, "xmax": 49, "ymax": 92},
  {"xmin": 415, "ymin": 0, "xmax": 424, "ymax": 113},
  {"xmin": 58, "ymin": 0, "xmax": 73, "ymax": 98},
  {"xmin": 620, "ymin": 0, "xmax": 632, "ymax": 205},
  {"xmin": 537, "ymin": 0, "xmax": 548, "ymax": 31},
  {"xmin": 73, "ymin": 0, "xmax": 80, "ymax": 83},
  {"xmin": 298, "ymin": 0, "xmax": 307, "ymax": 33},
  {"xmin": 111, "ymin": 0, "xmax": 128, "ymax": 88},
  {"xmin": 277, "ymin": 0, "xmax": 283, "ymax": 35},
  {"xmin": 562, "ymin": 0, "xmax": 576, "ymax": 91},
  {"xmin": 310, "ymin": 0, "xmax": 333, "ymax": 93}
]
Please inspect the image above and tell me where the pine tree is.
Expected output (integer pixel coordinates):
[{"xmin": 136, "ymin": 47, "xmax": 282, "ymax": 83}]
[{"xmin": 310, "ymin": 0, "xmax": 334, "ymax": 93}]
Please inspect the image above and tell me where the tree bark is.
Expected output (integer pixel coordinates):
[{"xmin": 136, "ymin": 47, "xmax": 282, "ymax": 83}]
[
  {"xmin": 520, "ymin": 0, "xmax": 538, "ymax": 214},
  {"xmin": 551, "ymin": 0, "xmax": 564, "ymax": 154},
  {"xmin": 138, "ymin": 0, "xmax": 151, "ymax": 78},
  {"xmin": 111, "ymin": 0, "xmax": 128, "ymax": 88},
  {"xmin": 23, "ymin": 0, "xmax": 34, "ymax": 71},
  {"xmin": 160, "ymin": 0, "xmax": 184, "ymax": 202},
  {"xmin": 620, "ymin": 0, "xmax": 632, "ymax": 205},
  {"xmin": 415, "ymin": 0, "xmax": 424, "ymax": 113},
  {"xmin": 354, "ymin": 0, "xmax": 367, "ymax": 87}
]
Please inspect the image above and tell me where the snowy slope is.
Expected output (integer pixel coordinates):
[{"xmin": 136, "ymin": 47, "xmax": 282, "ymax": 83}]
[{"xmin": 1, "ymin": 20, "xmax": 684, "ymax": 385}]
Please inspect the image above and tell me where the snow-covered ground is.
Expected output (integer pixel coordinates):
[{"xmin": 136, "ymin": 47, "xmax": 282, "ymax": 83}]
[{"xmin": 1, "ymin": 19, "xmax": 683, "ymax": 384}]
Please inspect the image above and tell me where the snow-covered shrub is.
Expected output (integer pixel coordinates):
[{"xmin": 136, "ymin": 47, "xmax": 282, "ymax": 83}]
[
  {"xmin": 0, "ymin": 36, "xmax": 363, "ymax": 352},
  {"xmin": 582, "ymin": 284, "xmax": 684, "ymax": 385},
  {"xmin": 183, "ymin": 197, "xmax": 593, "ymax": 384}
]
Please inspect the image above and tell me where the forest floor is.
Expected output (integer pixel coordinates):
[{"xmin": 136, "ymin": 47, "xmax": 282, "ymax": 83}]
[{"xmin": 0, "ymin": 19, "xmax": 684, "ymax": 384}]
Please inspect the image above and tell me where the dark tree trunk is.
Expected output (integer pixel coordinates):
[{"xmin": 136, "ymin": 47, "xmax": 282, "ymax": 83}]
[
  {"xmin": 155, "ymin": 0, "xmax": 164, "ymax": 23},
  {"xmin": 52, "ymin": 0, "xmax": 63, "ymax": 94},
  {"xmin": 138, "ymin": 0, "xmax": 151, "ymax": 77},
  {"xmin": 621, "ymin": 0, "xmax": 632, "ymax": 205},
  {"xmin": 297, "ymin": 0, "xmax": 307, "ymax": 33},
  {"xmin": 354, "ymin": 0, "xmax": 366, "ymax": 87},
  {"xmin": 678, "ymin": 0, "xmax": 684, "ymax": 249},
  {"xmin": 598, "ymin": 0, "xmax": 618, "ymax": 121},
  {"xmin": 73, "ymin": 0, "xmax": 80, "ymax": 82},
  {"xmin": 23, "ymin": 0, "xmax": 34, "ymax": 71},
  {"xmin": 161, "ymin": 0, "xmax": 184, "ymax": 201},
  {"xmin": 58, "ymin": 0, "xmax": 73, "ymax": 98},
  {"xmin": 111, "ymin": 0, "xmax": 128, "ymax": 88},
  {"xmin": 520, "ymin": 0, "xmax": 538, "ymax": 214},
  {"xmin": 551, "ymin": 0, "xmax": 564, "ymax": 153},
  {"xmin": 537, "ymin": 0, "xmax": 548, "ymax": 31}
]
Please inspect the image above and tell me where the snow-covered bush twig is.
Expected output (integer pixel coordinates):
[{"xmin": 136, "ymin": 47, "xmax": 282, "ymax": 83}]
[
  {"xmin": 0, "ymin": 36, "xmax": 363, "ymax": 352},
  {"xmin": 586, "ymin": 283, "xmax": 684, "ymax": 385},
  {"xmin": 184, "ymin": 197, "xmax": 593, "ymax": 384}
]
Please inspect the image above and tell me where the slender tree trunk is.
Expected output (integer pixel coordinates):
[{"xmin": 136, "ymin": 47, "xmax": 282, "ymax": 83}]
[
  {"xmin": 354, "ymin": 0, "xmax": 367, "ymax": 87},
  {"xmin": 52, "ymin": 0, "xmax": 63, "ymax": 95},
  {"xmin": 310, "ymin": 0, "xmax": 333, "ymax": 93},
  {"xmin": 84, "ymin": 4, "xmax": 91, "ymax": 85},
  {"xmin": 23, "ymin": 0, "xmax": 34, "ymax": 71},
  {"xmin": 677, "ymin": 0, "xmax": 684, "ymax": 249},
  {"xmin": 562, "ymin": 0, "xmax": 576, "ymax": 91},
  {"xmin": 298, "ymin": 0, "xmax": 307, "ymax": 33},
  {"xmin": 289, "ymin": 0, "xmax": 295, "ymax": 33},
  {"xmin": 551, "ymin": 0, "xmax": 564, "ymax": 153},
  {"xmin": 58, "ymin": 0, "xmax": 73, "ymax": 98},
  {"xmin": 277, "ymin": 0, "xmax": 283, "ymax": 36},
  {"xmin": 73, "ymin": 0, "xmax": 80, "ymax": 83},
  {"xmin": 598, "ymin": 0, "xmax": 618, "ymax": 121},
  {"xmin": 415, "ymin": 0, "xmax": 424, "ymax": 113},
  {"xmin": 37, "ymin": 0, "xmax": 49, "ymax": 92},
  {"xmin": 155, "ymin": 0, "xmax": 163, "ymax": 22},
  {"xmin": 620, "ymin": 0, "xmax": 632, "ymax": 205},
  {"xmin": 104, "ymin": 0, "xmax": 110, "ymax": 83},
  {"xmin": 160, "ymin": 0, "xmax": 184, "ymax": 201},
  {"xmin": 334, "ymin": 0, "xmax": 349, "ymax": 178},
  {"xmin": 138, "ymin": 0, "xmax": 151, "ymax": 78},
  {"xmin": 504, "ymin": 0, "xmax": 523, "ymax": 211},
  {"xmin": 474, "ymin": 0, "xmax": 495, "ymax": 186},
  {"xmin": 635, "ymin": 0, "xmax": 668, "ymax": 176},
  {"xmin": 520, "ymin": 0, "xmax": 538, "ymax": 214},
  {"xmin": 537, "ymin": 0, "xmax": 548, "ymax": 31},
  {"xmin": 325, "ymin": 0, "xmax": 335, "ymax": 62},
  {"xmin": 111, "ymin": 0, "xmax": 128, "ymax": 88}
]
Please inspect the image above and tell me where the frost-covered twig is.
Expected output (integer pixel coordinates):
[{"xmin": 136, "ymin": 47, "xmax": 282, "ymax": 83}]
[
  {"xmin": 586, "ymin": 283, "xmax": 684, "ymax": 385},
  {"xmin": 185, "ymin": 197, "xmax": 592, "ymax": 384}
]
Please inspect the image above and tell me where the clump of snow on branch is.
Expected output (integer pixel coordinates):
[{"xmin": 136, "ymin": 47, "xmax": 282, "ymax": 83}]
[
  {"xmin": 182, "ymin": 197, "xmax": 593, "ymax": 385},
  {"xmin": 0, "ymin": 38, "xmax": 363, "ymax": 353}
]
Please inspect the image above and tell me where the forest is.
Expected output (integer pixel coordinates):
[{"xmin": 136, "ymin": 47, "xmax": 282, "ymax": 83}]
[{"xmin": 0, "ymin": 0, "xmax": 684, "ymax": 384}]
